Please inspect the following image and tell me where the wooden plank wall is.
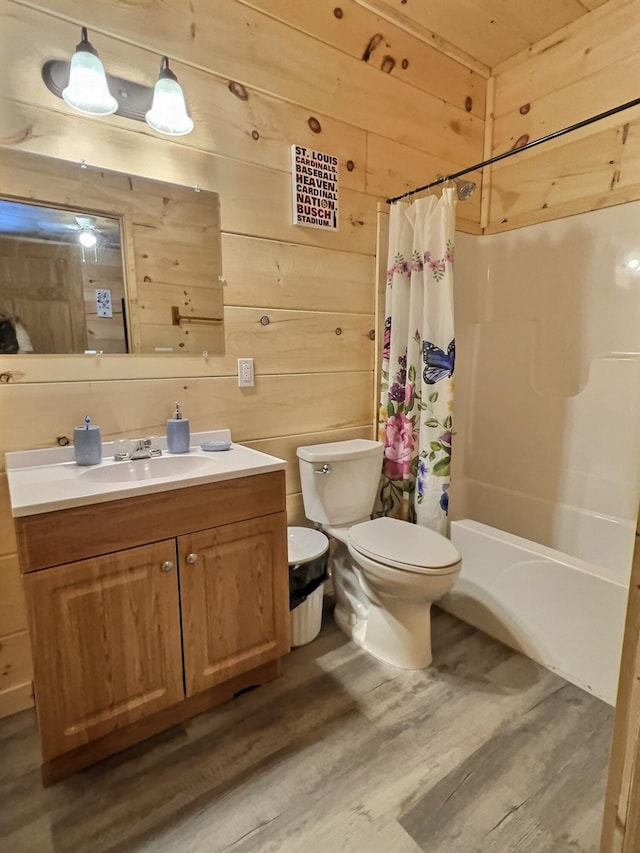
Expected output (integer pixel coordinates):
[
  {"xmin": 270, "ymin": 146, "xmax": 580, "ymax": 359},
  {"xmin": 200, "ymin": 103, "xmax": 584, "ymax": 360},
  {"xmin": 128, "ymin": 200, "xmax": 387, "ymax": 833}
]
[
  {"xmin": 485, "ymin": 0, "xmax": 640, "ymax": 233},
  {"xmin": 0, "ymin": 235, "xmax": 125, "ymax": 354},
  {"xmin": 81, "ymin": 246, "xmax": 128, "ymax": 354},
  {"xmin": 0, "ymin": 236, "xmax": 87, "ymax": 353},
  {"xmin": 0, "ymin": 0, "xmax": 485, "ymax": 718},
  {"xmin": 359, "ymin": 0, "xmax": 611, "ymax": 69}
]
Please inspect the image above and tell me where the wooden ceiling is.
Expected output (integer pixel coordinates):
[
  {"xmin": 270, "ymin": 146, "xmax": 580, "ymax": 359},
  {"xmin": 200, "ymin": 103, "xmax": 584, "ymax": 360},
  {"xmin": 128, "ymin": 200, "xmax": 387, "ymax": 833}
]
[{"xmin": 356, "ymin": 0, "xmax": 610, "ymax": 71}]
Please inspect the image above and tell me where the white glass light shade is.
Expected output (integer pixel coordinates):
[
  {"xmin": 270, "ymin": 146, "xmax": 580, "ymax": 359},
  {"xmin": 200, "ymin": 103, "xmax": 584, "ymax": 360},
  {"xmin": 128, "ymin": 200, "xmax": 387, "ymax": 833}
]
[
  {"xmin": 145, "ymin": 76, "xmax": 194, "ymax": 136},
  {"xmin": 62, "ymin": 49, "xmax": 118, "ymax": 116}
]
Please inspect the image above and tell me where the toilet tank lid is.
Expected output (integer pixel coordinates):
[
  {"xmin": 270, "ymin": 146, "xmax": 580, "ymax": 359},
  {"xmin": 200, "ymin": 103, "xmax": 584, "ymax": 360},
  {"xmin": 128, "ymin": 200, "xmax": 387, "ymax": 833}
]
[
  {"xmin": 349, "ymin": 517, "xmax": 460, "ymax": 570},
  {"xmin": 297, "ymin": 439, "xmax": 383, "ymax": 463}
]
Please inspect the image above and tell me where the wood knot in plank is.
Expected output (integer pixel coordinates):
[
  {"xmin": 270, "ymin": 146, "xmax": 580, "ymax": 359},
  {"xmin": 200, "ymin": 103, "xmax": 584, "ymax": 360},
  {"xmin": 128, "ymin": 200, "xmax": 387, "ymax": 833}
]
[
  {"xmin": 519, "ymin": 103, "xmax": 530, "ymax": 115},
  {"xmin": 401, "ymin": 59, "xmax": 409, "ymax": 69},
  {"xmin": 511, "ymin": 134, "xmax": 529, "ymax": 150},
  {"xmin": 381, "ymin": 55, "xmax": 396, "ymax": 73},
  {"xmin": 334, "ymin": 7, "xmax": 343, "ymax": 18},
  {"xmin": 465, "ymin": 96, "xmax": 473, "ymax": 112},
  {"xmin": 308, "ymin": 117, "xmax": 322, "ymax": 134},
  {"xmin": 190, "ymin": 22, "xmax": 196, "ymax": 40},
  {"xmin": 228, "ymin": 81, "xmax": 249, "ymax": 101},
  {"xmin": 346, "ymin": 160, "xmax": 355, "ymax": 172},
  {"xmin": 541, "ymin": 38, "xmax": 565, "ymax": 54},
  {"xmin": 362, "ymin": 33, "xmax": 383, "ymax": 62},
  {"xmin": 622, "ymin": 123, "xmax": 629, "ymax": 144},
  {"xmin": 0, "ymin": 125, "xmax": 33, "ymax": 145},
  {"xmin": 252, "ymin": 130, "xmax": 260, "ymax": 140}
]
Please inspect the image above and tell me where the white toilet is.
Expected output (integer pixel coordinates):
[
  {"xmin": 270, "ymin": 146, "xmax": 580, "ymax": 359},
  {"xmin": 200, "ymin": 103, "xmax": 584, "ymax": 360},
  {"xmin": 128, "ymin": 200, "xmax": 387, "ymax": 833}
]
[{"xmin": 297, "ymin": 438, "xmax": 461, "ymax": 669}]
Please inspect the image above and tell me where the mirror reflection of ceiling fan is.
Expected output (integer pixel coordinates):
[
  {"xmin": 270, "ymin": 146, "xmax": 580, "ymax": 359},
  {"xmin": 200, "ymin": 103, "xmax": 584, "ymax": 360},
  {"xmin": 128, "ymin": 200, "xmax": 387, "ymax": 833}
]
[{"xmin": 74, "ymin": 215, "xmax": 102, "ymax": 260}]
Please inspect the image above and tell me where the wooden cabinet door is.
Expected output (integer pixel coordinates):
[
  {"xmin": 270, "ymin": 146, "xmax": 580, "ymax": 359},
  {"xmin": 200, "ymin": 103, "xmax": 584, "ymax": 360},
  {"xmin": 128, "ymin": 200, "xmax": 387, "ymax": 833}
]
[
  {"xmin": 23, "ymin": 541, "xmax": 184, "ymax": 760},
  {"xmin": 180, "ymin": 513, "xmax": 289, "ymax": 695}
]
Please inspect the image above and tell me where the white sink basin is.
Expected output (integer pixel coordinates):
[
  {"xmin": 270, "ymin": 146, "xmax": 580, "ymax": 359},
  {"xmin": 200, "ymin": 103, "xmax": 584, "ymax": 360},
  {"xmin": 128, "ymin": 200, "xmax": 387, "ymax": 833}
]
[
  {"xmin": 80, "ymin": 454, "xmax": 213, "ymax": 484},
  {"xmin": 5, "ymin": 430, "xmax": 287, "ymax": 517}
]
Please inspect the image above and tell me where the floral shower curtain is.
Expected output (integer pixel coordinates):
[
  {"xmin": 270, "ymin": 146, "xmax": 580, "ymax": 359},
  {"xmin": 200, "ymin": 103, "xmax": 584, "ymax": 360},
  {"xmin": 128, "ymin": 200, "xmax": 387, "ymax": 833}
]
[{"xmin": 378, "ymin": 189, "xmax": 457, "ymax": 533}]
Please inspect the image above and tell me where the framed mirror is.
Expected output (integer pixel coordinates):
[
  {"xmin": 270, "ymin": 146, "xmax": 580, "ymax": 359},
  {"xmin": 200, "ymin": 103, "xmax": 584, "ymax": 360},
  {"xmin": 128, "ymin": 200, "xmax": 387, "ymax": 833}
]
[{"xmin": 0, "ymin": 148, "xmax": 224, "ymax": 355}]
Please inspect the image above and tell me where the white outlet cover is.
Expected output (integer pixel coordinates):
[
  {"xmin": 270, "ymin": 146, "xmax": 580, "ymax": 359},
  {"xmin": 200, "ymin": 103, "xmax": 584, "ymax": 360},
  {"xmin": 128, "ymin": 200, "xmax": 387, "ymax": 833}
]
[{"xmin": 237, "ymin": 358, "xmax": 254, "ymax": 387}]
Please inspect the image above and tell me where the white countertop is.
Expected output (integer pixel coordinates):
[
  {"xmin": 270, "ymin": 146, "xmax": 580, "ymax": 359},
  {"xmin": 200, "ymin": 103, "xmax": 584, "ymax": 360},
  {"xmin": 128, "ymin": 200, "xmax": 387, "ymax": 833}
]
[{"xmin": 5, "ymin": 430, "xmax": 286, "ymax": 517}]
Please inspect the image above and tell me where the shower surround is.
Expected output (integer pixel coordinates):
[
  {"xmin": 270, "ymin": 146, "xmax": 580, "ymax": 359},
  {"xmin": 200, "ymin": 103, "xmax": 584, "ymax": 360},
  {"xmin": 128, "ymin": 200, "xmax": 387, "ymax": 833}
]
[{"xmin": 445, "ymin": 201, "xmax": 640, "ymax": 704}]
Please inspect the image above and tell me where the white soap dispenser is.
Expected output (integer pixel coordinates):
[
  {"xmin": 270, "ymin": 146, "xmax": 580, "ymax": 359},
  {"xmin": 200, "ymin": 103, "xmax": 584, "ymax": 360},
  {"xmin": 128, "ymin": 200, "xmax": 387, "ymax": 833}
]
[{"xmin": 166, "ymin": 401, "xmax": 190, "ymax": 454}]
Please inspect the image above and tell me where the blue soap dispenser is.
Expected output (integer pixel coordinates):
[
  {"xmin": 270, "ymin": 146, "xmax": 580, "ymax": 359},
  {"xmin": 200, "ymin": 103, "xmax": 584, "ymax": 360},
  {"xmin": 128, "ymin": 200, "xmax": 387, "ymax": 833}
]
[
  {"xmin": 166, "ymin": 401, "xmax": 190, "ymax": 454},
  {"xmin": 74, "ymin": 415, "xmax": 102, "ymax": 465}
]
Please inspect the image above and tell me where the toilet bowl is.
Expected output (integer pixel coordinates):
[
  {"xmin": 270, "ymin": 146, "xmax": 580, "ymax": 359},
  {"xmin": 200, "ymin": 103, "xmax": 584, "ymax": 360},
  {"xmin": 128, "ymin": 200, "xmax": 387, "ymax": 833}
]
[
  {"xmin": 297, "ymin": 439, "xmax": 461, "ymax": 669},
  {"xmin": 346, "ymin": 516, "xmax": 460, "ymax": 668}
]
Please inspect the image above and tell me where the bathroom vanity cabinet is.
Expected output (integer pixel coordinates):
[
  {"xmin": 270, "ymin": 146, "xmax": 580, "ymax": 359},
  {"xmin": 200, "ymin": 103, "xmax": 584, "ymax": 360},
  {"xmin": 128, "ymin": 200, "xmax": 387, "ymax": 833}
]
[{"xmin": 15, "ymin": 471, "xmax": 289, "ymax": 784}]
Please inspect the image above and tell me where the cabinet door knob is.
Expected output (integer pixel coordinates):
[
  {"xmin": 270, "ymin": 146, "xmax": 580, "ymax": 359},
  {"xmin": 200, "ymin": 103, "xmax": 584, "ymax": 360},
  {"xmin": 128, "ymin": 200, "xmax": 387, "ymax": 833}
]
[
  {"xmin": 186, "ymin": 553, "xmax": 198, "ymax": 564},
  {"xmin": 161, "ymin": 561, "xmax": 174, "ymax": 572}
]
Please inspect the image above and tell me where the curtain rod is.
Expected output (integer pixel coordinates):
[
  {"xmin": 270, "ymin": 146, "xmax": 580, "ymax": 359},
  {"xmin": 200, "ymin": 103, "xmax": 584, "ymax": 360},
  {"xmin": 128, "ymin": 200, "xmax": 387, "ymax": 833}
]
[{"xmin": 386, "ymin": 95, "xmax": 640, "ymax": 205}]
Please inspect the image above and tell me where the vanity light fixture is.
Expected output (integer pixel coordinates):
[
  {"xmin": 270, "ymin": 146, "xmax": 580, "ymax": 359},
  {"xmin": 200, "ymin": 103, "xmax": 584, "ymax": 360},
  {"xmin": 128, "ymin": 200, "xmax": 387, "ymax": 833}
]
[
  {"xmin": 61, "ymin": 27, "xmax": 118, "ymax": 116},
  {"xmin": 145, "ymin": 56, "xmax": 194, "ymax": 136},
  {"xmin": 42, "ymin": 26, "xmax": 194, "ymax": 136}
]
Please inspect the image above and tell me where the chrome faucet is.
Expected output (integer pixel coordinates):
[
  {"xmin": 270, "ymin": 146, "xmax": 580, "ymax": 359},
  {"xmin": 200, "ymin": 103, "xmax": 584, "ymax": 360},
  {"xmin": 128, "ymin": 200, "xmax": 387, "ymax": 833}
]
[
  {"xmin": 114, "ymin": 437, "xmax": 162, "ymax": 461},
  {"xmin": 130, "ymin": 439, "xmax": 153, "ymax": 460}
]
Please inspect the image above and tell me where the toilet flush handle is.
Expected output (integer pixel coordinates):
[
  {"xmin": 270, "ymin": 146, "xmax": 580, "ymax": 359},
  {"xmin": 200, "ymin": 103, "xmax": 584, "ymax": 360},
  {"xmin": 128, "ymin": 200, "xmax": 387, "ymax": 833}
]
[{"xmin": 313, "ymin": 464, "xmax": 331, "ymax": 475}]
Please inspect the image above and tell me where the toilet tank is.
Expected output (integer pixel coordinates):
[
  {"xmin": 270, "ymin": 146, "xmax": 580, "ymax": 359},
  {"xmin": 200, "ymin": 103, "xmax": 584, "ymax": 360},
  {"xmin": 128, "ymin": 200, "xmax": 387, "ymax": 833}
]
[{"xmin": 297, "ymin": 439, "xmax": 384, "ymax": 526}]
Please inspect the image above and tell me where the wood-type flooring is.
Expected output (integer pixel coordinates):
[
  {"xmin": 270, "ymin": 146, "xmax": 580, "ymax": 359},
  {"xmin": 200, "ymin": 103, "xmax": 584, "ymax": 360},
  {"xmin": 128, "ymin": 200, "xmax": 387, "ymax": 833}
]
[{"xmin": 0, "ymin": 606, "xmax": 613, "ymax": 853}]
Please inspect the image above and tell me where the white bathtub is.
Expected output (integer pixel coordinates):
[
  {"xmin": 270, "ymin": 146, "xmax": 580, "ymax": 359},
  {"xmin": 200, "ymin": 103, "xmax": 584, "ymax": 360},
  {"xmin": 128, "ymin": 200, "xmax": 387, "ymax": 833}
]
[{"xmin": 442, "ymin": 519, "xmax": 631, "ymax": 705}]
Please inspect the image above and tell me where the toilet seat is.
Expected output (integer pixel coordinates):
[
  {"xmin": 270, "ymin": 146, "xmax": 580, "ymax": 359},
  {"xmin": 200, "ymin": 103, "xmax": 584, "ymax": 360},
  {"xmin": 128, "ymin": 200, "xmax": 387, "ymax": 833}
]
[{"xmin": 348, "ymin": 516, "xmax": 460, "ymax": 574}]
